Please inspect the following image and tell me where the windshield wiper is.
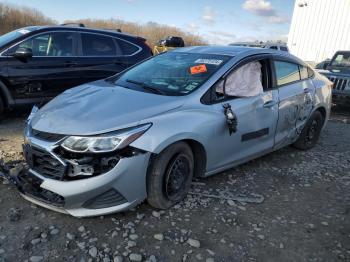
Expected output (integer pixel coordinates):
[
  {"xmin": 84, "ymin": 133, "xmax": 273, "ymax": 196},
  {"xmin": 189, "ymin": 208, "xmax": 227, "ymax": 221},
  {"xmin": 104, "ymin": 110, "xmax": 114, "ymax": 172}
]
[{"xmin": 126, "ymin": 79, "xmax": 166, "ymax": 95}]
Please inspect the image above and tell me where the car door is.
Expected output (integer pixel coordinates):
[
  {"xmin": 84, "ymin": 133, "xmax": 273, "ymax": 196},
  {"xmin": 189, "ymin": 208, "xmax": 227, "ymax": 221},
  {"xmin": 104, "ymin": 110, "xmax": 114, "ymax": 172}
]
[
  {"xmin": 273, "ymin": 60, "xmax": 315, "ymax": 149},
  {"xmin": 204, "ymin": 57, "xmax": 279, "ymax": 171},
  {"xmin": 5, "ymin": 31, "xmax": 81, "ymax": 100},
  {"xmin": 74, "ymin": 32, "xmax": 129, "ymax": 84}
]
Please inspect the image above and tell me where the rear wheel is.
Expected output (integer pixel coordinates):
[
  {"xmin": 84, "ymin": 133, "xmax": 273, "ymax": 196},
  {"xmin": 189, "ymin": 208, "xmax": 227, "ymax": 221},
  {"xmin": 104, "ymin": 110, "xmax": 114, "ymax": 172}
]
[
  {"xmin": 293, "ymin": 111, "xmax": 324, "ymax": 150},
  {"xmin": 147, "ymin": 142, "xmax": 194, "ymax": 209}
]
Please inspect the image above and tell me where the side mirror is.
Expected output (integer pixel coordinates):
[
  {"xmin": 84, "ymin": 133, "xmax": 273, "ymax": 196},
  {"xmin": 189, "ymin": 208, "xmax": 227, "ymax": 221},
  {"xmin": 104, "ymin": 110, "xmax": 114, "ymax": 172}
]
[
  {"xmin": 323, "ymin": 62, "xmax": 330, "ymax": 70},
  {"xmin": 13, "ymin": 47, "xmax": 33, "ymax": 60}
]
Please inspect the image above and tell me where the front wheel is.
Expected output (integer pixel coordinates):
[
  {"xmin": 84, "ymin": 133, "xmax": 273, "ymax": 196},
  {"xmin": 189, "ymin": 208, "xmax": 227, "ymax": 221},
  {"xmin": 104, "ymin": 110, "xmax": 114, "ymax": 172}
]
[
  {"xmin": 147, "ymin": 142, "xmax": 194, "ymax": 209},
  {"xmin": 293, "ymin": 111, "xmax": 324, "ymax": 150}
]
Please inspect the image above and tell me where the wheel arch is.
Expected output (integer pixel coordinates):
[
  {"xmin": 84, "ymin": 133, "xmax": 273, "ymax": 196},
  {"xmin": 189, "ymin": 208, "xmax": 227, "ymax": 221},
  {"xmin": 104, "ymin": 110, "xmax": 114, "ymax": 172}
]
[
  {"xmin": 147, "ymin": 138, "xmax": 207, "ymax": 179},
  {"xmin": 313, "ymin": 105, "xmax": 327, "ymax": 127},
  {"xmin": 183, "ymin": 139, "xmax": 207, "ymax": 178}
]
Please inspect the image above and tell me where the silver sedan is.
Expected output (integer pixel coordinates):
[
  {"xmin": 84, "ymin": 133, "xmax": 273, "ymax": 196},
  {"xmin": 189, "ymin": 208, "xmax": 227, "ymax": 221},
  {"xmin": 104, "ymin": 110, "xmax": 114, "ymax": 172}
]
[{"xmin": 20, "ymin": 46, "xmax": 332, "ymax": 217}]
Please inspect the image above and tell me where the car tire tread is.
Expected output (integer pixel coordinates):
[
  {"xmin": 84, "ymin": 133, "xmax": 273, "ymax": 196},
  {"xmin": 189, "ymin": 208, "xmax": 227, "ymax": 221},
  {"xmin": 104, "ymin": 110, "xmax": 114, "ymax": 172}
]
[{"xmin": 147, "ymin": 142, "xmax": 194, "ymax": 210}]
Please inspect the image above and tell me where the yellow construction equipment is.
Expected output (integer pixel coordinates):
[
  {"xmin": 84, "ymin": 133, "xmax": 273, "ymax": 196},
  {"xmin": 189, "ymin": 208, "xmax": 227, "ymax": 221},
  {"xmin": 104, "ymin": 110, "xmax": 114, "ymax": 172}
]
[
  {"xmin": 153, "ymin": 36, "xmax": 185, "ymax": 55},
  {"xmin": 153, "ymin": 45, "xmax": 175, "ymax": 55}
]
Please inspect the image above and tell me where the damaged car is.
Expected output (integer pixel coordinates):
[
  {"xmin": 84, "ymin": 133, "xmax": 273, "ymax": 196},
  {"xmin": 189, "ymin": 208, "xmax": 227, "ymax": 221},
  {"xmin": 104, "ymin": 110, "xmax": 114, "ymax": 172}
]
[{"xmin": 17, "ymin": 46, "xmax": 332, "ymax": 217}]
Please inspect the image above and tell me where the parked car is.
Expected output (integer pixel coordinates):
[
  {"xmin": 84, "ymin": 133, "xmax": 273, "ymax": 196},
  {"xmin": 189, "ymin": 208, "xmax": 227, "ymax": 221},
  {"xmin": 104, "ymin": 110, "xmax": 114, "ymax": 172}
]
[
  {"xmin": 0, "ymin": 24, "xmax": 153, "ymax": 117},
  {"xmin": 158, "ymin": 36, "xmax": 185, "ymax": 48},
  {"xmin": 263, "ymin": 42, "xmax": 289, "ymax": 52},
  {"xmin": 317, "ymin": 51, "xmax": 350, "ymax": 106},
  {"xmin": 230, "ymin": 42, "xmax": 289, "ymax": 52},
  {"xmin": 315, "ymin": 58, "xmax": 331, "ymax": 70},
  {"xmin": 17, "ymin": 46, "xmax": 332, "ymax": 217}
]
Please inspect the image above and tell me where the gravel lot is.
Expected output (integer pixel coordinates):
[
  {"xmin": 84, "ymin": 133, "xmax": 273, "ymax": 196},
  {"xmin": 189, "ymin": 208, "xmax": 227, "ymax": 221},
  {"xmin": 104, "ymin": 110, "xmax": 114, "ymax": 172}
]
[{"xmin": 0, "ymin": 108, "xmax": 349, "ymax": 262}]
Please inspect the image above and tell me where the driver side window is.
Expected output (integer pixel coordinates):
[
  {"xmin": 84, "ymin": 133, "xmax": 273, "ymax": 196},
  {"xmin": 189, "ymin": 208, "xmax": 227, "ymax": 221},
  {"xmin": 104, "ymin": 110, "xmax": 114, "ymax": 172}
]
[
  {"xmin": 10, "ymin": 32, "xmax": 75, "ymax": 57},
  {"xmin": 210, "ymin": 58, "xmax": 272, "ymax": 103}
]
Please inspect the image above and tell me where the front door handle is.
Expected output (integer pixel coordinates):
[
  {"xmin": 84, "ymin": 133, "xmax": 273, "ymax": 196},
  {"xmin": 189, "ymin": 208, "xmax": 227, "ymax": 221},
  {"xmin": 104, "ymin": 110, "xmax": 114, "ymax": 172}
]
[{"xmin": 263, "ymin": 100, "xmax": 277, "ymax": 108}]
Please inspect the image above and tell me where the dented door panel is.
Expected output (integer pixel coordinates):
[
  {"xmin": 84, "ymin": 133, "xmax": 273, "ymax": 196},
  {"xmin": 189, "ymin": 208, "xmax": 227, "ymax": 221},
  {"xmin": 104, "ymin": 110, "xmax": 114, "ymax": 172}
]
[{"xmin": 274, "ymin": 80, "xmax": 315, "ymax": 149}]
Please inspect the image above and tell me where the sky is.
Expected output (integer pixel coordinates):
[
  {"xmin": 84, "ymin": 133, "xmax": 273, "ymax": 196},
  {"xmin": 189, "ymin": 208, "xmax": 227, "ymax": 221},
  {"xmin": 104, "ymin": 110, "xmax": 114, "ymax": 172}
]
[{"xmin": 3, "ymin": 0, "xmax": 295, "ymax": 45}]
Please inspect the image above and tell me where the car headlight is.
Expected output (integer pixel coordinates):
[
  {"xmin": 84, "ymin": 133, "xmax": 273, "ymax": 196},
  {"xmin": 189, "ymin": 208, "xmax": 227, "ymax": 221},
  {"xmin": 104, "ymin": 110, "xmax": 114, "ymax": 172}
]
[{"xmin": 61, "ymin": 124, "xmax": 151, "ymax": 153}]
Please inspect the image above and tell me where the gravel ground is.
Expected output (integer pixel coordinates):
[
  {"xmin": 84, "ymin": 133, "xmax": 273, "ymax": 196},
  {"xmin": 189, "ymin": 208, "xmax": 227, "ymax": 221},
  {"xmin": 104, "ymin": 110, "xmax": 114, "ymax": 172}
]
[{"xmin": 0, "ymin": 108, "xmax": 349, "ymax": 262}]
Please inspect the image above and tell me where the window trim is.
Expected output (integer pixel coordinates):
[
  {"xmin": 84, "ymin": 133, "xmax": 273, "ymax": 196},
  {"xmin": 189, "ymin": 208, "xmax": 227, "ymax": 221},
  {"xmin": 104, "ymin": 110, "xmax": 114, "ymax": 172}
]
[
  {"xmin": 272, "ymin": 58, "xmax": 315, "ymax": 88},
  {"xmin": 79, "ymin": 32, "xmax": 118, "ymax": 57},
  {"xmin": 201, "ymin": 54, "xmax": 275, "ymax": 105},
  {"xmin": 1, "ymin": 30, "xmax": 142, "ymax": 58},
  {"xmin": 1, "ymin": 31, "xmax": 79, "ymax": 57},
  {"xmin": 77, "ymin": 32, "xmax": 142, "ymax": 58}
]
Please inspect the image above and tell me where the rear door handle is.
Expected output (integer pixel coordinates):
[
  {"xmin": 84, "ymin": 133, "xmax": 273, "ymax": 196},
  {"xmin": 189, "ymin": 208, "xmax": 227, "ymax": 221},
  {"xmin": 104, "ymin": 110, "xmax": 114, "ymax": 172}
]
[{"xmin": 263, "ymin": 100, "xmax": 278, "ymax": 108}]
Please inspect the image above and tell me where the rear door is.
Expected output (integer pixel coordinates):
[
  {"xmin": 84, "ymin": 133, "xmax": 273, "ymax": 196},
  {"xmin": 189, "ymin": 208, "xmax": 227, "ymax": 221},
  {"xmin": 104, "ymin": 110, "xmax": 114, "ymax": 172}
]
[
  {"xmin": 273, "ymin": 60, "xmax": 315, "ymax": 149},
  {"xmin": 74, "ymin": 32, "xmax": 129, "ymax": 84},
  {"xmin": 5, "ymin": 31, "xmax": 81, "ymax": 100}
]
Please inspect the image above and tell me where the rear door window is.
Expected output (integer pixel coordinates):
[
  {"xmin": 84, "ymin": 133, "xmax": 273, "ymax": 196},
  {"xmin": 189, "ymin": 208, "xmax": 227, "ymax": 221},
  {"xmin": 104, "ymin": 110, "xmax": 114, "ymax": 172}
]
[
  {"xmin": 274, "ymin": 61, "xmax": 300, "ymax": 86},
  {"xmin": 81, "ymin": 33, "xmax": 116, "ymax": 56},
  {"xmin": 116, "ymin": 39, "xmax": 139, "ymax": 55}
]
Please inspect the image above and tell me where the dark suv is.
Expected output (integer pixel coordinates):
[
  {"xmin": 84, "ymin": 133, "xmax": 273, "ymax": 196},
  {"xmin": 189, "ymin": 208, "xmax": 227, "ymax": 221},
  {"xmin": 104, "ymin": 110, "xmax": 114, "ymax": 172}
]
[
  {"xmin": 0, "ymin": 24, "xmax": 153, "ymax": 116},
  {"xmin": 317, "ymin": 51, "xmax": 350, "ymax": 106}
]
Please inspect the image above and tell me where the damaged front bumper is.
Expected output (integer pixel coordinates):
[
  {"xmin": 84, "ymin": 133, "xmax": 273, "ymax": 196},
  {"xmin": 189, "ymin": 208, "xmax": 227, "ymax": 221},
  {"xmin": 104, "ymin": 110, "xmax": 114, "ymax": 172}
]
[{"xmin": 17, "ymin": 132, "xmax": 151, "ymax": 217}]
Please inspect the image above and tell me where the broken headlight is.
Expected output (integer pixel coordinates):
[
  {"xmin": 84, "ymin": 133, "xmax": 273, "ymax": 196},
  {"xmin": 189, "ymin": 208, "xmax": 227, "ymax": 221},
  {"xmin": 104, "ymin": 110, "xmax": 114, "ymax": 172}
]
[{"xmin": 61, "ymin": 124, "xmax": 151, "ymax": 153}]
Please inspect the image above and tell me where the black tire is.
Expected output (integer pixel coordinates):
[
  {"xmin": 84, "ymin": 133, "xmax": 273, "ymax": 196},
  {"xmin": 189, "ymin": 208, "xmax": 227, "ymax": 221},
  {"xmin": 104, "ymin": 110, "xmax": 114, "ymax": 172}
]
[
  {"xmin": 147, "ymin": 142, "xmax": 194, "ymax": 209},
  {"xmin": 293, "ymin": 111, "xmax": 324, "ymax": 150}
]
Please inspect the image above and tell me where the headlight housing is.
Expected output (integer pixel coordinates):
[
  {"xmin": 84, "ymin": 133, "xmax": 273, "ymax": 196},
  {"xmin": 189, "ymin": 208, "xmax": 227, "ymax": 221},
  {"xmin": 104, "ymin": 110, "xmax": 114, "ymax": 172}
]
[{"xmin": 61, "ymin": 124, "xmax": 151, "ymax": 153}]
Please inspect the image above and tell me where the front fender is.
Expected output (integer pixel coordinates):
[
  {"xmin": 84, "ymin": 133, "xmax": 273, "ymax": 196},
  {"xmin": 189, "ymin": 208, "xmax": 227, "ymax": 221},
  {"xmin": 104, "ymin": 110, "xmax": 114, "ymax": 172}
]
[{"xmin": 130, "ymin": 108, "xmax": 219, "ymax": 154}]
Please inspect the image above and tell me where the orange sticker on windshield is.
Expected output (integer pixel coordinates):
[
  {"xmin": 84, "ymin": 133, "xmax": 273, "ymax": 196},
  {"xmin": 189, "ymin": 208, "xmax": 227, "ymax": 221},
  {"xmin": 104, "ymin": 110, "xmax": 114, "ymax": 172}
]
[{"xmin": 190, "ymin": 64, "xmax": 207, "ymax": 75}]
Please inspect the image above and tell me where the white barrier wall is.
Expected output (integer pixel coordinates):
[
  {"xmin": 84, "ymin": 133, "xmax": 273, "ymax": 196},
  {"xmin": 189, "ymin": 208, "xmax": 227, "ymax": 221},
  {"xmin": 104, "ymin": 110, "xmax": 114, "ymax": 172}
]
[{"xmin": 288, "ymin": 0, "xmax": 350, "ymax": 63}]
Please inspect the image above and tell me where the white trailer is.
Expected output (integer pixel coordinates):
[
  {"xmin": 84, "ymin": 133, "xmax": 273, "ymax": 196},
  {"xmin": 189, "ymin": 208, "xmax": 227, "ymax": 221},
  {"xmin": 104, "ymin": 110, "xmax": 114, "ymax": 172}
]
[{"xmin": 288, "ymin": 0, "xmax": 350, "ymax": 63}]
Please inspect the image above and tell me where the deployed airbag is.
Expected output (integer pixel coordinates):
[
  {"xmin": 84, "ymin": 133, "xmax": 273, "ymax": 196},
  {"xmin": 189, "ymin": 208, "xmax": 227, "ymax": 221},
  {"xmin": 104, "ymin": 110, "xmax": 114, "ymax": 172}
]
[{"xmin": 217, "ymin": 61, "xmax": 263, "ymax": 97}]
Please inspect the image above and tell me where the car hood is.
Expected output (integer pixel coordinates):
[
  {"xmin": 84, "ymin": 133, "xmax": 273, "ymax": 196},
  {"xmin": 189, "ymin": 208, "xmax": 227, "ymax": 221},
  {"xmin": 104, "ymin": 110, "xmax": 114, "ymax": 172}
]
[
  {"xmin": 317, "ymin": 68, "xmax": 350, "ymax": 77},
  {"xmin": 30, "ymin": 81, "xmax": 184, "ymax": 135}
]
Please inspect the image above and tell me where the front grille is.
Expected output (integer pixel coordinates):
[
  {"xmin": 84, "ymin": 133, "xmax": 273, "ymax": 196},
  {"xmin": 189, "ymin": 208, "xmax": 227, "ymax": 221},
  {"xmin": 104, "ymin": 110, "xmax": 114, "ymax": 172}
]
[
  {"xmin": 327, "ymin": 76, "xmax": 350, "ymax": 91},
  {"xmin": 83, "ymin": 189, "xmax": 127, "ymax": 209},
  {"xmin": 27, "ymin": 146, "xmax": 67, "ymax": 180},
  {"xmin": 32, "ymin": 129, "xmax": 65, "ymax": 142},
  {"xmin": 18, "ymin": 171, "xmax": 65, "ymax": 207}
]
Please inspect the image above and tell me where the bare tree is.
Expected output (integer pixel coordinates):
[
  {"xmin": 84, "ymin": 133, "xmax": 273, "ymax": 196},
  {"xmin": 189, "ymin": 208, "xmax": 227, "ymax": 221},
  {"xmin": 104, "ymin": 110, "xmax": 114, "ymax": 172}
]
[
  {"xmin": 64, "ymin": 18, "xmax": 207, "ymax": 47},
  {"xmin": 0, "ymin": 3, "xmax": 55, "ymax": 35},
  {"xmin": 0, "ymin": 3, "xmax": 206, "ymax": 47}
]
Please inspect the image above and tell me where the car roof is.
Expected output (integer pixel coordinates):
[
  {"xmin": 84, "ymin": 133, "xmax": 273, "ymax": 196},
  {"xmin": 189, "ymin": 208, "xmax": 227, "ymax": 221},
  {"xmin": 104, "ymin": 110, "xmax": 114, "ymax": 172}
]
[
  {"xmin": 172, "ymin": 45, "xmax": 306, "ymax": 66},
  {"xmin": 173, "ymin": 45, "xmax": 279, "ymax": 56},
  {"xmin": 24, "ymin": 25, "xmax": 143, "ymax": 40}
]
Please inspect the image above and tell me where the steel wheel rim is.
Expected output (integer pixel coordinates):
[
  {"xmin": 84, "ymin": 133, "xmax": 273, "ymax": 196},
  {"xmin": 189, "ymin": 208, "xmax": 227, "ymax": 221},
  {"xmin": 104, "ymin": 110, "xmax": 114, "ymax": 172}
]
[
  {"xmin": 164, "ymin": 154, "xmax": 190, "ymax": 201},
  {"xmin": 305, "ymin": 119, "xmax": 319, "ymax": 144}
]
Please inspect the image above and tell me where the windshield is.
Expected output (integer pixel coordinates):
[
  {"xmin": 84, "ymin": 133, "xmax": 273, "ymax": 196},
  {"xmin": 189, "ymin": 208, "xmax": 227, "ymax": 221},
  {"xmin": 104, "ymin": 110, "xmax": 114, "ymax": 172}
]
[
  {"xmin": 0, "ymin": 27, "xmax": 36, "ymax": 48},
  {"xmin": 113, "ymin": 52, "xmax": 230, "ymax": 96},
  {"xmin": 330, "ymin": 52, "xmax": 350, "ymax": 68}
]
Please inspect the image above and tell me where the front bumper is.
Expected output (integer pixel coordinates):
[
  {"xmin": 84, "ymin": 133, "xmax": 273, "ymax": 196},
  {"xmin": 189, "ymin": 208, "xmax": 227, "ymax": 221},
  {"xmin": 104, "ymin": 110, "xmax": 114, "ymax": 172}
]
[{"xmin": 18, "ymin": 150, "xmax": 151, "ymax": 217}]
